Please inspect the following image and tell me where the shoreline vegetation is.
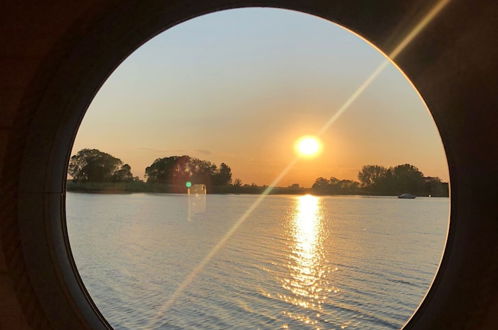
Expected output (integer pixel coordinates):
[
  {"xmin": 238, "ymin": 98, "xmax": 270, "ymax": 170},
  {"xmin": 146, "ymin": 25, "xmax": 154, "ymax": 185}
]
[{"xmin": 67, "ymin": 148, "xmax": 449, "ymax": 197}]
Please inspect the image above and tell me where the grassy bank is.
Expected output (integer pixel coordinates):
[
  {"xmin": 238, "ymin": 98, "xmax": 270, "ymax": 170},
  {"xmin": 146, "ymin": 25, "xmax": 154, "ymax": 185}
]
[
  {"xmin": 66, "ymin": 181, "xmax": 182, "ymax": 194},
  {"xmin": 66, "ymin": 182, "xmax": 312, "ymax": 195},
  {"xmin": 66, "ymin": 181, "xmax": 448, "ymax": 197}
]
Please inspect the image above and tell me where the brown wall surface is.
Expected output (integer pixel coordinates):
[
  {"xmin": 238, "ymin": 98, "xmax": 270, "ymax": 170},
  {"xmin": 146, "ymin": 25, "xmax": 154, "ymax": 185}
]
[{"xmin": 1, "ymin": 1, "xmax": 497, "ymax": 329}]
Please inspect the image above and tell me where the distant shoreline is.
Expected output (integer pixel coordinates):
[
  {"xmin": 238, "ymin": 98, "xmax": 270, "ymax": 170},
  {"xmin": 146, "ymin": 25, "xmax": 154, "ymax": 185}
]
[
  {"xmin": 66, "ymin": 182, "xmax": 448, "ymax": 197},
  {"xmin": 66, "ymin": 181, "xmax": 310, "ymax": 195},
  {"xmin": 68, "ymin": 150, "xmax": 449, "ymax": 197}
]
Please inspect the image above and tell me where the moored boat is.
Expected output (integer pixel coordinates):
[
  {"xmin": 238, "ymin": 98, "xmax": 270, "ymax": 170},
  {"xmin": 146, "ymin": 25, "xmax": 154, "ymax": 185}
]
[{"xmin": 398, "ymin": 193, "xmax": 416, "ymax": 199}]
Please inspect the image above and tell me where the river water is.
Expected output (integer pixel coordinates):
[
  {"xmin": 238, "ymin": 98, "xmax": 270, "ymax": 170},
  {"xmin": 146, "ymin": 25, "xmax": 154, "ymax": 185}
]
[{"xmin": 66, "ymin": 193, "xmax": 448, "ymax": 329}]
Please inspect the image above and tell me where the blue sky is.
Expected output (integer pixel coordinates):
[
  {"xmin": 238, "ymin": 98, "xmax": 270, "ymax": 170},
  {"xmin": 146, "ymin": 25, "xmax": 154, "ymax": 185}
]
[{"xmin": 73, "ymin": 8, "xmax": 448, "ymax": 185}]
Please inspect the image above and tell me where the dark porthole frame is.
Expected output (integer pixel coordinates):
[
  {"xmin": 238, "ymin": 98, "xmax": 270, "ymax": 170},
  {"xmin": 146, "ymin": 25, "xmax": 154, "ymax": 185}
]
[{"xmin": 3, "ymin": 1, "xmax": 497, "ymax": 329}]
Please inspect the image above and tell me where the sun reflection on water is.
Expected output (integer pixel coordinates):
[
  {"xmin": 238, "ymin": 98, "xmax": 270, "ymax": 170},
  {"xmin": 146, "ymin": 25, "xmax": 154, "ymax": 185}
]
[
  {"xmin": 279, "ymin": 194, "xmax": 335, "ymax": 327},
  {"xmin": 293, "ymin": 194, "xmax": 322, "ymax": 289}
]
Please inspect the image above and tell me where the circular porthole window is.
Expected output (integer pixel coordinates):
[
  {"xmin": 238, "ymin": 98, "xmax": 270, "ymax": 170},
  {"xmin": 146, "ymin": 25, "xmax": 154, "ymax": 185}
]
[{"xmin": 65, "ymin": 8, "xmax": 449, "ymax": 329}]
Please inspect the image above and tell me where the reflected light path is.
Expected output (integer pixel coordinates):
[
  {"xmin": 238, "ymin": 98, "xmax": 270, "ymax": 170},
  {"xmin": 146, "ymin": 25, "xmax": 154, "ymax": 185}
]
[
  {"xmin": 278, "ymin": 195, "xmax": 330, "ymax": 326},
  {"xmin": 292, "ymin": 195, "xmax": 323, "ymax": 293},
  {"xmin": 146, "ymin": 1, "xmax": 450, "ymax": 327}
]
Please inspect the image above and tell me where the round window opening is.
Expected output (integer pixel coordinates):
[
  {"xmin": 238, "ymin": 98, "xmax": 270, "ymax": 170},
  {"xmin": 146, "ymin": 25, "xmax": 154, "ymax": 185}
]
[{"xmin": 66, "ymin": 8, "xmax": 449, "ymax": 329}]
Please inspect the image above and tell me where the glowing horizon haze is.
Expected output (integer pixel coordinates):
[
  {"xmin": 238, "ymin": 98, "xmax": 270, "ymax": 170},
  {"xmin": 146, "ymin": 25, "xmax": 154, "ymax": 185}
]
[{"xmin": 72, "ymin": 8, "xmax": 448, "ymax": 186}]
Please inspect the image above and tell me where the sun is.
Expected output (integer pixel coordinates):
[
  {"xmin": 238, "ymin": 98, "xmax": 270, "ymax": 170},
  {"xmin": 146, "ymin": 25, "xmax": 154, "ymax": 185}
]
[{"xmin": 295, "ymin": 136, "xmax": 322, "ymax": 158}]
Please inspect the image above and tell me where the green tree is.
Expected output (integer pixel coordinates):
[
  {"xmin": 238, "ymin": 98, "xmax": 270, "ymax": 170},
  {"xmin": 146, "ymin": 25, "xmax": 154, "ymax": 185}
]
[{"xmin": 68, "ymin": 149, "xmax": 132, "ymax": 182}]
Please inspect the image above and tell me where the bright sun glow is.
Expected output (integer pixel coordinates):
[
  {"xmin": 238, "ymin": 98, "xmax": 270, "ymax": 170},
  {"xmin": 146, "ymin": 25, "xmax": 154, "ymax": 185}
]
[{"xmin": 295, "ymin": 136, "xmax": 322, "ymax": 158}]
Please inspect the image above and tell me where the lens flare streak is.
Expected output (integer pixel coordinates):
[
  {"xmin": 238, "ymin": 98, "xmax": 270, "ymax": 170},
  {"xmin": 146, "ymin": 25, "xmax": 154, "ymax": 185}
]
[{"xmin": 146, "ymin": 1, "xmax": 451, "ymax": 326}]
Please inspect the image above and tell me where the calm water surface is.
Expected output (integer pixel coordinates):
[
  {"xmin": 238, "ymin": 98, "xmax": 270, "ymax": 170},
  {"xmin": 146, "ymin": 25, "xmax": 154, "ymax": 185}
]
[{"xmin": 66, "ymin": 193, "xmax": 448, "ymax": 329}]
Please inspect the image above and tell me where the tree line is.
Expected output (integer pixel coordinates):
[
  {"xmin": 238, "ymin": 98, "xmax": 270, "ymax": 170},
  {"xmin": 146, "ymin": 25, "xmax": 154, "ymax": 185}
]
[
  {"xmin": 68, "ymin": 149, "xmax": 232, "ymax": 189},
  {"xmin": 312, "ymin": 164, "xmax": 448, "ymax": 197},
  {"xmin": 67, "ymin": 148, "xmax": 448, "ymax": 196}
]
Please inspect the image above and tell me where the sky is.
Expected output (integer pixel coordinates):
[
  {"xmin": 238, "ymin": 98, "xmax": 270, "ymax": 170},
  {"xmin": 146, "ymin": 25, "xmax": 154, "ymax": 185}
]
[{"xmin": 72, "ymin": 8, "xmax": 448, "ymax": 187}]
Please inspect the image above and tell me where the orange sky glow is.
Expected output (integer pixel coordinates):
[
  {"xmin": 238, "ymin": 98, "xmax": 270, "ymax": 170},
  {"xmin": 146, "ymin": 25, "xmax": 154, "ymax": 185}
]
[{"xmin": 72, "ymin": 8, "xmax": 448, "ymax": 187}]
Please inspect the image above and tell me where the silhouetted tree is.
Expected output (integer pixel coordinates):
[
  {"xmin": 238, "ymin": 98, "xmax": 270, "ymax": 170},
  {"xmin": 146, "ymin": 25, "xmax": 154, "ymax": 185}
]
[
  {"xmin": 334, "ymin": 179, "xmax": 360, "ymax": 194},
  {"xmin": 213, "ymin": 163, "xmax": 232, "ymax": 185},
  {"xmin": 145, "ymin": 155, "xmax": 192, "ymax": 184},
  {"xmin": 423, "ymin": 176, "xmax": 447, "ymax": 197},
  {"xmin": 111, "ymin": 164, "xmax": 134, "ymax": 182},
  {"xmin": 358, "ymin": 165, "xmax": 388, "ymax": 187},
  {"xmin": 232, "ymin": 178, "xmax": 242, "ymax": 193},
  {"xmin": 189, "ymin": 157, "xmax": 217, "ymax": 185},
  {"xmin": 312, "ymin": 177, "xmax": 360, "ymax": 195},
  {"xmin": 312, "ymin": 177, "xmax": 329, "ymax": 194},
  {"xmin": 145, "ymin": 156, "xmax": 232, "ymax": 187},
  {"xmin": 356, "ymin": 163, "xmax": 439, "ymax": 195},
  {"xmin": 68, "ymin": 149, "xmax": 133, "ymax": 182},
  {"xmin": 388, "ymin": 164, "xmax": 425, "ymax": 195}
]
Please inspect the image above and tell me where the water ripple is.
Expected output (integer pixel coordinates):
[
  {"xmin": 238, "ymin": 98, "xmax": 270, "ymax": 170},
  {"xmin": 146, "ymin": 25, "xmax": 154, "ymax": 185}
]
[{"xmin": 67, "ymin": 193, "xmax": 448, "ymax": 329}]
